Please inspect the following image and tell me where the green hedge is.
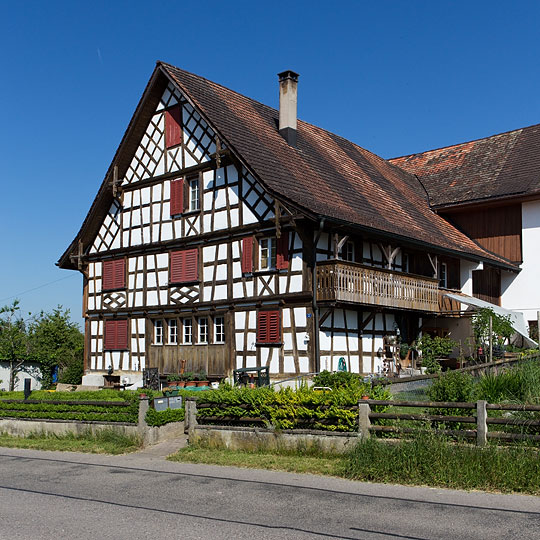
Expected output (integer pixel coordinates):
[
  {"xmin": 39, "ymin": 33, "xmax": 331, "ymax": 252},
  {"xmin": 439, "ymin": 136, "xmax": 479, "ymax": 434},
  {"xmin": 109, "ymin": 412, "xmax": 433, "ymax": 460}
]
[
  {"xmin": 145, "ymin": 407, "xmax": 185, "ymax": 427},
  {"xmin": 195, "ymin": 385, "xmax": 390, "ymax": 432},
  {"xmin": 0, "ymin": 392, "xmax": 139, "ymax": 423}
]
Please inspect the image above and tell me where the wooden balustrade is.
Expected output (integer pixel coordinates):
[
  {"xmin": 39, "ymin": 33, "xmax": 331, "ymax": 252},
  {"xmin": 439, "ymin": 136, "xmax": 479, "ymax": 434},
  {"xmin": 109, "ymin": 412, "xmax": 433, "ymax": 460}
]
[{"xmin": 316, "ymin": 260, "xmax": 439, "ymax": 312}]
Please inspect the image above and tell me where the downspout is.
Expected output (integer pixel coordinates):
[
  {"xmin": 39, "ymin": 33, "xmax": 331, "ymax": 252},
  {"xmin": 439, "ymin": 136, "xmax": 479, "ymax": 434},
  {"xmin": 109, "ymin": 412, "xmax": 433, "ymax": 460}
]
[{"xmin": 312, "ymin": 217, "xmax": 325, "ymax": 374}]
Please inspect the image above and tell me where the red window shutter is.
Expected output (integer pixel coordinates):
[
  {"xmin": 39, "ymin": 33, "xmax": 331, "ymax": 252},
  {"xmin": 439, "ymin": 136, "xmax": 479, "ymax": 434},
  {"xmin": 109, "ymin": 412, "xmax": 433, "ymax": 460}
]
[
  {"xmin": 276, "ymin": 232, "xmax": 289, "ymax": 270},
  {"xmin": 105, "ymin": 320, "xmax": 128, "ymax": 350},
  {"xmin": 113, "ymin": 259, "xmax": 125, "ymax": 289},
  {"xmin": 257, "ymin": 312, "xmax": 269, "ymax": 343},
  {"xmin": 102, "ymin": 261, "xmax": 115, "ymax": 291},
  {"xmin": 170, "ymin": 249, "xmax": 199, "ymax": 284},
  {"xmin": 116, "ymin": 320, "xmax": 128, "ymax": 349},
  {"xmin": 165, "ymin": 106, "xmax": 182, "ymax": 148},
  {"xmin": 268, "ymin": 311, "xmax": 281, "ymax": 342},
  {"xmin": 257, "ymin": 310, "xmax": 280, "ymax": 343},
  {"xmin": 170, "ymin": 178, "xmax": 184, "ymax": 216},
  {"xmin": 102, "ymin": 260, "xmax": 125, "ymax": 291},
  {"xmin": 241, "ymin": 236, "xmax": 254, "ymax": 273}
]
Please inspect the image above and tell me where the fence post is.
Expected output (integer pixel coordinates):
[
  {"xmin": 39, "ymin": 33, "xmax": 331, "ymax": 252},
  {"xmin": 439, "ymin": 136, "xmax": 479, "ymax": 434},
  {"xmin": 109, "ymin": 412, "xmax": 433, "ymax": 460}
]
[
  {"xmin": 358, "ymin": 401, "xmax": 371, "ymax": 440},
  {"xmin": 138, "ymin": 396, "xmax": 149, "ymax": 443},
  {"xmin": 476, "ymin": 400, "xmax": 487, "ymax": 447},
  {"xmin": 185, "ymin": 397, "xmax": 198, "ymax": 435}
]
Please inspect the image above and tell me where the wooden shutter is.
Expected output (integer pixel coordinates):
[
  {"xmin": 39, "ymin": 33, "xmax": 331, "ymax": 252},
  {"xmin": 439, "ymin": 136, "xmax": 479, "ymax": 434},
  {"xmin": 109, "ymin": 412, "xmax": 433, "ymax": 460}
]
[
  {"xmin": 104, "ymin": 320, "xmax": 128, "ymax": 350},
  {"xmin": 102, "ymin": 261, "xmax": 115, "ymax": 291},
  {"xmin": 170, "ymin": 178, "xmax": 184, "ymax": 216},
  {"xmin": 170, "ymin": 249, "xmax": 199, "ymax": 284},
  {"xmin": 102, "ymin": 259, "xmax": 125, "ymax": 291},
  {"xmin": 165, "ymin": 106, "xmax": 182, "ymax": 148},
  {"xmin": 241, "ymin": 236, "xmax": 254, "ymax": 273},
  {"xmin": 276, "ymin": 232, "xmax": 289, "ymax": 270},
  {"xmin": 257, "ymin": 310, "xmax": 281, "ymax": 343}
]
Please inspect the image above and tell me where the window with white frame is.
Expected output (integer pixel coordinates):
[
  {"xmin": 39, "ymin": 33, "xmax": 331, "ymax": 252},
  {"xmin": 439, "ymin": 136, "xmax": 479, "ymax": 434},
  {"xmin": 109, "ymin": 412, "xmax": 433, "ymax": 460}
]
[
  {"xmin": 439, "ymin": 262, "xmax": 448, "ymax": 288},
  {"xmin": 259, "ymin": 237, "xmax": 276, "ymax": 270},
  {"xmin": 198, "ymin": 317, "xmax": 208, "ymax": 344},
  {"xmin": 183, "ymin": 318, "xmax": 192, "ymax": 344},
  {"xmin": 214, "ymin": 316, "xmax": 225, "ymax": 343},
  {"xmin": 154, "ymin": 320, "xmax": 163, "ymax": 345},
  {"xmin": 188, "ymin": 176, "xmax": 200, "ymax": 212},
  {"xmin": 168, "ymin": 319, "xmax": 178, "ymax": 345}
]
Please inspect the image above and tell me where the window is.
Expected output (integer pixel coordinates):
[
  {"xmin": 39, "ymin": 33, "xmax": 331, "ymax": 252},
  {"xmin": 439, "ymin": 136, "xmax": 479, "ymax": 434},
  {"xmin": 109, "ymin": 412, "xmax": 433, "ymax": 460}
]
[
  {"xmin": 214, "ymin": 316, "xmax": 225, "ymax": 343},
  {"xmin": 188, "ymin": 176, "xmax": 200, "ymax": 212},
  {"xmin": 154, "ymin": 320, "xmax": 163, "ymax": 345},
  {"xmin": 259, "ymin": 237, "xmax": 277, "ymax": 270},
  {"xmin": 170, "ymin": 249, "xmax": 199, "ymax": 284},
  {"xmin": 402, "ymin": 253, "xmax": 410, "ymax": 273},
  {"xmin": 198, "ymin": 317, "xmax": 208, "ymax": 344},
  {"xmin": 102, "ymin": 259, "xmax": 125, "ymax": 291},
  {"xmin": 183, "ymin": 318, "xmax": 192, "ymax": 344},
  {"xmin": 339, "ymin": 241, "xmax": 355, "ymax": 262},
  {"xmin": 257, "ymin": 310, "xmax": 281, "ymax": 344},
  {"xmin": 439, "ymin": 262, "xmax": 448, "ymax": 288},
  {"xmin": 104, "ymin": 320, "xmax": 128, "ymax": 350},
  {"xmin": 168, "ymin": 319, "xmax": 178, "ymax": 345},
  {"xmin": 165, "ymin": 106, "xmax": 182, "ymax": 148}
]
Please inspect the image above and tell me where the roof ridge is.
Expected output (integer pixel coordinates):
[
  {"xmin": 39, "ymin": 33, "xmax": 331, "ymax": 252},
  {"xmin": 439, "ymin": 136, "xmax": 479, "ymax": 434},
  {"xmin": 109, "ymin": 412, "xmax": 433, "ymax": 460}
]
[{"xmin": 389, "ymin": 122, "xmax": 540, "ymax": 161}]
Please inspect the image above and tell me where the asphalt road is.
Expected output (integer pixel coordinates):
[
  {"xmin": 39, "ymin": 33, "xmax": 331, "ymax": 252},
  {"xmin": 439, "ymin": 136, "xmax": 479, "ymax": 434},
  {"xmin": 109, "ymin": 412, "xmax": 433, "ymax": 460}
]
[{"xmin": 0, "ymin": 447, "xmax": 538, "ymax": 540}]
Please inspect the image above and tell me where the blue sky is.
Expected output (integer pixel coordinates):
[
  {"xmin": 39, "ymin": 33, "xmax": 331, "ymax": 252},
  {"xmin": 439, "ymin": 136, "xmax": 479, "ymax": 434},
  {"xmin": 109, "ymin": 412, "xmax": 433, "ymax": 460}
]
[{"xmin": 1, "ymin": 1, "xmax": 540, "ymax": 327}]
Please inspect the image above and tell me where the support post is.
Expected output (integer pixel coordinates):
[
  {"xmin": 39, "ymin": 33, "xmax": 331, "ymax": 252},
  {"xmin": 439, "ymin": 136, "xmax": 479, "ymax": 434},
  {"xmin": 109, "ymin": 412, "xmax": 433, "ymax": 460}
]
[
  {"xmin": 358, "ymin": 402, "xmax": 371, "ymax": 440},
  {"xmin": 537, "ymin": 311, "xmax": 539, "ymax": 342},
  {"xmin": 138, "ymin": 396, "xmax": 149, "ymax": 430},
  {"xmin": 488, "ymin": 316, "xmax": 493, "ymax": 363},
  {"xmin": 185, "ymin": 397, "xmax": 198, "ymax": 435},
  {"xmin": 476, "ymin": 400, "xmax": 487, "ymax": 447}
]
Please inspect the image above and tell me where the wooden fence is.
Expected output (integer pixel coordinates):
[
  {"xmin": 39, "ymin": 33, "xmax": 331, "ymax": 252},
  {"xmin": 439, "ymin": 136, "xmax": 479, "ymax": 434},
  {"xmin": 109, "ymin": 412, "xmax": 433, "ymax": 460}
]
[{"xmin": 186, "ymin": 398, "xmax": 540, "ymax": 446}]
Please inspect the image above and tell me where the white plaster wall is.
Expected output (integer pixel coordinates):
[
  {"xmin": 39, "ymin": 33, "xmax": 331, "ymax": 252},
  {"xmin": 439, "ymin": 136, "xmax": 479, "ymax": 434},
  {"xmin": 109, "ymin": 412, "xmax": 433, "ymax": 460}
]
[
  {"xmin": 0, "ymin": 362, "xmax": 42, "ymax": 391},
  {"xmin": 501, "ymin": 201, "xmax": 540, "ymax": 326}
]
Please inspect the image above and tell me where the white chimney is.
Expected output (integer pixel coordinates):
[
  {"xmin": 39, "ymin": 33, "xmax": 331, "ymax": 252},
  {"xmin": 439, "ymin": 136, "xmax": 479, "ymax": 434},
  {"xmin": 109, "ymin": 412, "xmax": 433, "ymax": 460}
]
[{"xmin": 278, "ymin": 70, "xmax": 299, "ymax": 147}]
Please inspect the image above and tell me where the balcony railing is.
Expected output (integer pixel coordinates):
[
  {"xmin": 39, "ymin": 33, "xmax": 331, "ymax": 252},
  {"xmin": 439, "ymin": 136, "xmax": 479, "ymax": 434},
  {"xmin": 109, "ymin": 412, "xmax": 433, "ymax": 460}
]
[{"xmin": 316, "ymin": 260, "xmax": 439, "ymax": 312}]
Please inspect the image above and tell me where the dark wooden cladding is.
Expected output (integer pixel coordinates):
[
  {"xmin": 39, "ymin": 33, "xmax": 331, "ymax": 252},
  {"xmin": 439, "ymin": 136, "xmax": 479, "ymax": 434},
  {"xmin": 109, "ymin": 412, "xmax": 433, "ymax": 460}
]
[
  {"xmin": 473, "ymin": 266, "xmax": 501, "ymax": 306},
  {"xmin": 443, "ymin": 205, "xmax": 522, "ymax": 263},
  {"xmin": 148, "ymin": 344, "xmax": 231, "ymax": 377}
]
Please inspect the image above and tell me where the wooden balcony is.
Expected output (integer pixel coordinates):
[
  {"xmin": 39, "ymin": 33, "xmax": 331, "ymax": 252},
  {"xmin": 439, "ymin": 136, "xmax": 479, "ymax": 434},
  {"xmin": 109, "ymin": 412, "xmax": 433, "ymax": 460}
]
[{"xmin": 316, "ymin": 260, "xmax": 440, "ymax": 312}]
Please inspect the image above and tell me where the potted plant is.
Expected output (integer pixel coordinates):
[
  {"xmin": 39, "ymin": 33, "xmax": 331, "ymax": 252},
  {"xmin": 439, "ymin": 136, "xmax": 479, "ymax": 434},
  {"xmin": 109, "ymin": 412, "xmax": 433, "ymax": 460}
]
[
  {"xmin": 166, "ymin": 374, "xmax": 181, "ymax": 387},
  {"xmin": 196, "ymin": 370, "xmax": 209, "ymax": 387},
  {"xmin": 184, "ymin": 371, "xmax": 196, "ymax": 387}
]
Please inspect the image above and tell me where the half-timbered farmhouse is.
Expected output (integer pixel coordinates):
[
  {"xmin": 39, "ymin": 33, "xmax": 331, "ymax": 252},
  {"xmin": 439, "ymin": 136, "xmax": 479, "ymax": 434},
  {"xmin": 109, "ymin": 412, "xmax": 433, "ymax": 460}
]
[{"xmin": 58, "ymin": 61, "xmax": 524, "ymax": 386}]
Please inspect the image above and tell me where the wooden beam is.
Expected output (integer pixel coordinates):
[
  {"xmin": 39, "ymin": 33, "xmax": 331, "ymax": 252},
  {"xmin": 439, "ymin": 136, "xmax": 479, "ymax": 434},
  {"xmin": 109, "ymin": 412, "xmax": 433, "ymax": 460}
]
[{"xmin": 428, "ymin": 253, "xmax": 438, "ymax": 278}]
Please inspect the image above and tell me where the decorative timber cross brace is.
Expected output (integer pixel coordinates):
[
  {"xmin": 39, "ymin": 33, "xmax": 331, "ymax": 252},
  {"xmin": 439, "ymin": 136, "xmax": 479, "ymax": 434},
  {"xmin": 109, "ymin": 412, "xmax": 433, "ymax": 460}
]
[
  {"xmin": 109, "ymin": 165, "xmax": 123, "ymax": 198},
  {"xmin": 70, "ymin": 239, "xmax": 86, "ymax": 272},
  {"xmin": 334, "ymin": 234, "xmax": 350, "ymax": 259},
  {"xmin": 213, "ymin": 136, "xmax": 228, "ymax": 169},
  {"xmin": 379, "ymin": 244, "xmax": 400, "ymax": 269},
  {"xmin": 428, "ymin": 253, "xmax": 438, "ymax": 279}
]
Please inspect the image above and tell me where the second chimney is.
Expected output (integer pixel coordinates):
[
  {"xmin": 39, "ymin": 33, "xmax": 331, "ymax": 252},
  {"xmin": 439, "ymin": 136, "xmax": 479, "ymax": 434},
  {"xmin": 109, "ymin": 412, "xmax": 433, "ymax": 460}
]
[{"xmin": 278, "ymin": 70, "xmax": 299, "ymax": 147}]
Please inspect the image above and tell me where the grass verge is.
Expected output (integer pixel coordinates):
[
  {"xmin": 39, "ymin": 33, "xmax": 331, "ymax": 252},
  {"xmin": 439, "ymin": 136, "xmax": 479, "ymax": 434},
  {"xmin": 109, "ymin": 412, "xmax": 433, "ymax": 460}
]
[
  {"xmin": 169, "ymin": 434, "xmax": 540, "ymax": 494},
  {"xmin": 169, "ymin": 444, "xmax": 346, "ymax": 477},
  {"xmin": 0, "ymin": 429, "xmax": 143, "ymax": 454}
]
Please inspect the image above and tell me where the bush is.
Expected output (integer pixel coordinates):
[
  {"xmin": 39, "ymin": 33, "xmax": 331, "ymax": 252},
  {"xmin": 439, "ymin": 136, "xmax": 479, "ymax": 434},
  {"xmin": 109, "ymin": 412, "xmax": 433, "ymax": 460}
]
[
  {"xmin": 428, "ymin": 371, "xmax": 475, "ymax": 403},
  {"xmin": 417, "ymin": 335, "xmax": 456, "ymax": 374},
  {"xmin": 312, "ymin": 370, "xmax": 365, "ymax": 391},
  {"xmin": 58, "ymin": 357, "xmax": 84, "ymax": 385},
  {"xmin": 145, "ymin": 407, "xmax": 185, "ymax": 427}
]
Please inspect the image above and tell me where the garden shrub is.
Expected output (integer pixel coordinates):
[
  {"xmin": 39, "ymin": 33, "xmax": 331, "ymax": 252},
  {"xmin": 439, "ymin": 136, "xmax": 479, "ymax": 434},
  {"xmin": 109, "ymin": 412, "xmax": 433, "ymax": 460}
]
[
  {"xmin": 145, "ymin": 407, "xmax": 185, "ymax": 427},
  {"xmin": 428, "ymin": 371, "xmax": 474, "ymax": 403}
]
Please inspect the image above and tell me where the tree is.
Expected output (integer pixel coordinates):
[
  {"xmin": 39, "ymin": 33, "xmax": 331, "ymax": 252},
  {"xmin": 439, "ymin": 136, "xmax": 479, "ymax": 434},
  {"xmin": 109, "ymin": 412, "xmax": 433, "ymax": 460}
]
[
  {"xmin": 0, "ymin": 301, "xmax": 31, "ymax": 391},
  {"xmin": 29, "ymin": 307, "xmax": 84, "ymax": 389},
  {"xmin": 471, "ymin": 308, "xmax": 514, "ymax": 350}
]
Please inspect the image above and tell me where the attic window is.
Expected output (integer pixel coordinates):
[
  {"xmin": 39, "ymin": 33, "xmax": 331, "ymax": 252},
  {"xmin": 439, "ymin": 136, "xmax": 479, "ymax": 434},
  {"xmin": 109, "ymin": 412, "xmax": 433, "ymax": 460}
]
[{"xmin": 165, "ymin": 105, "xmax": 182, "ymax": 148}]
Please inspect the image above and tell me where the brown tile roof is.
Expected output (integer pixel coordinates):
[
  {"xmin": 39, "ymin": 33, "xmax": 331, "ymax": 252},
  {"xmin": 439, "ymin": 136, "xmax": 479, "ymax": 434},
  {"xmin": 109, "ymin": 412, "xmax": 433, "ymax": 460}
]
[
  {"xmin": 389, "ymin": 123, "xmax": 540, "ymax": 208},
  {"xmin": 161, "ymin": 62, "xmax": 515, "ymax": 266}
]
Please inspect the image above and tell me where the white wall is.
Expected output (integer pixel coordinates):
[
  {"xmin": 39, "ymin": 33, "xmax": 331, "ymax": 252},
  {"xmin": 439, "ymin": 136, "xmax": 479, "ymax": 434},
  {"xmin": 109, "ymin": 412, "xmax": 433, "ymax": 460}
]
[
  {"xmin": 501, "ymin": 200, "xmax": 540, "ymax": 326},
  {"xmin": 0, "ymin": 362, "xmax": 42, "ymax": 391}
]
